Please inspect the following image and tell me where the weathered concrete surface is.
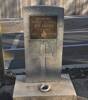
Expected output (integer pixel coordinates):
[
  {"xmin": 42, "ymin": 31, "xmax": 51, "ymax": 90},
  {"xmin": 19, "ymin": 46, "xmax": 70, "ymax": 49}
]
[
  {"xmin": 0, "ymin": 20, "xmax": 23, "ymax": 33},
  {"xmin": 23, "ymin": 6, "xmax": 64, "ymax": 79},
  {"xmin": 13, "ymin": 74, "xmax": 77, "ymax": 100}
]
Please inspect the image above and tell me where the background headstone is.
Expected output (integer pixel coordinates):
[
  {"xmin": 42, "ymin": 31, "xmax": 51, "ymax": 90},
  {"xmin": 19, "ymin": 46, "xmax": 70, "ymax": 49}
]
[{"xmin": 0, "ymin": 36, "xmax": 4, "ymax": 81}]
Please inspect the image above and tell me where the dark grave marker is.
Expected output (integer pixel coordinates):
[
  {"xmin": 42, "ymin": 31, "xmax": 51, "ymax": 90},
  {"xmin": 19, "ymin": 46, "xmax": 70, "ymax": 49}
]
[{"xmin": 0, "ymin": 37, "xmax": 4, "ymax": 81}]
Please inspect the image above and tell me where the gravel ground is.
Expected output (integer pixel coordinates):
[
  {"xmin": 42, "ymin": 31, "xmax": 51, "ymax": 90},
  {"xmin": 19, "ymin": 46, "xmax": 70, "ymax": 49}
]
[{"xmin": 62, "ymin": 68, "xmax": 88, "ymax": 99}]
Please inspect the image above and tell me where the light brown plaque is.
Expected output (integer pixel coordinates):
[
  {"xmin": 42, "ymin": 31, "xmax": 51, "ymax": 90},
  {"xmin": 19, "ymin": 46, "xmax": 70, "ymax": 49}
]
[{"xmin": 30, "ymin": 16, "xmax": 57, "ymax": 39}]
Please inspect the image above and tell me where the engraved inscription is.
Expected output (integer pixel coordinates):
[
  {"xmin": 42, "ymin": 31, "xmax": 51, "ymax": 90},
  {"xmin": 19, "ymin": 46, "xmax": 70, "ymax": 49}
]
[{"xmin": 30, "ymin": 16, "xmax": 57, "ymax": 39}]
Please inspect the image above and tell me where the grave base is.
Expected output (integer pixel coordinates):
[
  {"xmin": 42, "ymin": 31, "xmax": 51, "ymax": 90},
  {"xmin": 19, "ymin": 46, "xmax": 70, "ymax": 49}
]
[{"xmin": 13, "ymin": 74, "xmax": 77, "ymax": 100}]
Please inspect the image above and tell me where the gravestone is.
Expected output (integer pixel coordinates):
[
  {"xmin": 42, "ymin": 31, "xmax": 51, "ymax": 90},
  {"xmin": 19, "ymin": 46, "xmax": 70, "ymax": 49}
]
[
  {"xmin": 0, "ymin": 36, "xmax": 4, "ymax": 82},
  {"xmin": 0, "ymin": 36, "xmax": 16, "ymax": 96},
  {"xmin": 24, "ymin": 6, "xmax": 64, "ymax": 81},
  {"xmin": 13, "ymin": 1, "xmax": 77, "ymax": 100}
]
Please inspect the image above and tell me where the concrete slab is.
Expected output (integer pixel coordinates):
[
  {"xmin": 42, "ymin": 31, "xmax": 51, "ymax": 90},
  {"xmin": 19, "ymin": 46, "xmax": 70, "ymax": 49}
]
[{"xmin": 13, "ymin": 74, "xmax": 77, "ymax": 100}]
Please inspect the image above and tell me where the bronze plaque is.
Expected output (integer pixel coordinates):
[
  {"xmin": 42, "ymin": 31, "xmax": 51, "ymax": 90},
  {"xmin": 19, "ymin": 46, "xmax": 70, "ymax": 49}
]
[{"xmin": 30, "ymin": 16, "xmax": 57, "ymax": 39}]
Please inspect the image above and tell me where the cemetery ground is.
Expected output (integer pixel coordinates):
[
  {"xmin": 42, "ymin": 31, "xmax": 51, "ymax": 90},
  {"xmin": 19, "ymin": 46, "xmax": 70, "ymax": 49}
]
[{"xmin": 1, "ymin": 16, "xmax": 88, "ymax": 99}]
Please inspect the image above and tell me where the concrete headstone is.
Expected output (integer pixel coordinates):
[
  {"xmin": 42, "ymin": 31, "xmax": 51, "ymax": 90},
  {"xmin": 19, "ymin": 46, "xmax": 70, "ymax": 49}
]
[{"xmin": 23, "ymin": 6, "xmax": 64, "ymax": 81}]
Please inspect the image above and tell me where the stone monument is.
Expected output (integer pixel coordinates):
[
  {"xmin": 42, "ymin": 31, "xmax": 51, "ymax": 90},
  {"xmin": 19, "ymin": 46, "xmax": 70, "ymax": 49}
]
[
  {"xmin": 24, "ymin": 6, "xmax": 63, "ymax": 81},
  {"xmin": 13, "ymin": 1, "xmax": 77, "ymax": 100},
  {"xmin": 0, "ymin": 36, "xmax": 16, "ymax": 96},
  {"xmin": 0, "ymin": 36, "xmax": 4, "ymax": 84}
]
